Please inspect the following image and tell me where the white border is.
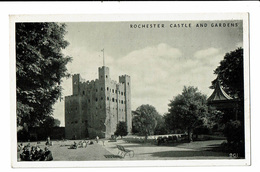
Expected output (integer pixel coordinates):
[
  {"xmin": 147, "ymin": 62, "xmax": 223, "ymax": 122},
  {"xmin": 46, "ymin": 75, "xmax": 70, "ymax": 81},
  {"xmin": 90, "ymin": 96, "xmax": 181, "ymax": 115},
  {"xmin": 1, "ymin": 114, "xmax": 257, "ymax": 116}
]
[
  {"xmin": 1, "ymin": 1, "xmax": 259, "ymax": 170},
  {"xmin": 10, "ymin": 13, "xmax": 250, "ymax": 168}
]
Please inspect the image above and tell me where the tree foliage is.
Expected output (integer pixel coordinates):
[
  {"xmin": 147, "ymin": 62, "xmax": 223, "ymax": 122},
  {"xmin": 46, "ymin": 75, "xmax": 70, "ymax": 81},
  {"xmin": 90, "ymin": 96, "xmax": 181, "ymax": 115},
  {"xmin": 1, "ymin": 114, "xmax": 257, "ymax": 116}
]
[
  {"xmin": 114, "ymin": 121, "xmax": 128, "ymax": 138},
  {"xmin": 210, "ymin": 48, "xmax": 244, "ymax": 100},
  {"xmin": 164, "ymin": 86, "xmax": 208, "ymax": 141},
  {"xmin": 16, "ymin": 22, "xmax": 72, "ymax": 127},
  {"xmin": 132, "ymin": 105, "xmax": 159, "ymax": 140},
  {"xmin": 54, "ymin": 118, "xmax": 61, "ymax": 127},
  {"xmin": 154, "ymin": 113, "xmax": 168, "ymax": 135}
]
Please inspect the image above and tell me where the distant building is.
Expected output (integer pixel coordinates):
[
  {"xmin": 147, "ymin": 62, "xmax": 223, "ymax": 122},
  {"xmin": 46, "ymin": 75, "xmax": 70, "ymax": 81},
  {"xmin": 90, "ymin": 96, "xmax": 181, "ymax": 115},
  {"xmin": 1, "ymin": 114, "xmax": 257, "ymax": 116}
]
[
  {"xmin": 207, "ymin": 79, "xmax": 240, "ymax": 121},
  {"xmin": 65, "ymin": 66, "xmax": 131, "ymax": 139}
]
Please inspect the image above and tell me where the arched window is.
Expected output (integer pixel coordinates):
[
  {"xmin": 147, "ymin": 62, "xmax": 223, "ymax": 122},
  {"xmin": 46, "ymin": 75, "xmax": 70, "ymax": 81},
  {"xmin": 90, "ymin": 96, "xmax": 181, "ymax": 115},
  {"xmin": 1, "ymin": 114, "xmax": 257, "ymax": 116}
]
[
  {"xmin": 112, "ymin": 98, "xmax": 114, "ymax": 102},
  {"xmin": 107, "ymin": 87, "xmax": 109, "ymax": 91},
  {"xmin": 107, "ymin": 97, "xmax": 109, "ymax": 101}
]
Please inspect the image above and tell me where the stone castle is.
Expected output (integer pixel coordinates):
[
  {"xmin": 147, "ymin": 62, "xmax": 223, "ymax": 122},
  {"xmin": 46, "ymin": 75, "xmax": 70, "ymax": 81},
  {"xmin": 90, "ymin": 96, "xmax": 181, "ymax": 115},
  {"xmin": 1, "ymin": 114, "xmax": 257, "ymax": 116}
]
[{"xmin": 65, "ymin": 66, "xmax": 131, "ymax": 139}]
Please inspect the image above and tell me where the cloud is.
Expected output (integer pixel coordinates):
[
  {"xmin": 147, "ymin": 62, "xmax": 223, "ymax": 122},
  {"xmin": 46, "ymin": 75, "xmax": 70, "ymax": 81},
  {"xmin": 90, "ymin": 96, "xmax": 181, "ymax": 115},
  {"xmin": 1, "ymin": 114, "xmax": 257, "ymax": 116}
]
[
  {"xmin": 194, "ymin": 48, "xmax": 220, "ymax": 60},
  {"xmin": 54, "ymin": 44, "xmax": 225, "ymax": 126}
]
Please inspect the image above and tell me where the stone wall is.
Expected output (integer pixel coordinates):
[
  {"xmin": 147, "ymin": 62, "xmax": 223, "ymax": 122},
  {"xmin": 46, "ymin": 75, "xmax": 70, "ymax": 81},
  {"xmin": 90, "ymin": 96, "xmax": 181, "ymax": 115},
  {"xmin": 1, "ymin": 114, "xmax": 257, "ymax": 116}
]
[{"xmin": 65, "ymin": 66, "xmax": 131, "ymax": 139}]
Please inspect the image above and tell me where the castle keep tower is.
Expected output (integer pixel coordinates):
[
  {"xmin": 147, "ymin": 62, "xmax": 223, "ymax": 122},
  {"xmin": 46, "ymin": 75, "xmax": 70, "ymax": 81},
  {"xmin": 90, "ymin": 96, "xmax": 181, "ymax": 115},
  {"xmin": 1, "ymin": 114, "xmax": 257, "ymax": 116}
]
[{"xmin": 65, "ymin": 66, "xmax": 131, "ymax": 139}]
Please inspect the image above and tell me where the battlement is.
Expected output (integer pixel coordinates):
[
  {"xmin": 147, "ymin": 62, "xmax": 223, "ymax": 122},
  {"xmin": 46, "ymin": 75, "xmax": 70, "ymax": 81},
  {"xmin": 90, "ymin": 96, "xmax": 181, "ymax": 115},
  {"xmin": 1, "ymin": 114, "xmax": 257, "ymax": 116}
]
[{"xmin": 66, "ymin": 66, "xmax": 131, "ymax": 139}]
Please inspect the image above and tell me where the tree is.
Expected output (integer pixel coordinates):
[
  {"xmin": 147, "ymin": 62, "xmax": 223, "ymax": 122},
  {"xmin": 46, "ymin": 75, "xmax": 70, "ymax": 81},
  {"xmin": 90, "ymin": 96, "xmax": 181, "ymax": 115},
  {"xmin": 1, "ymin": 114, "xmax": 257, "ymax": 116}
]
[
  {"xmin": 39, "ymin": 116, "xmax": 55, "ymax": 139},
  {"xmin": 114, "ymin": 121, "xmax": 128, "ymax": 138},
  {"xmin": 210, "ymin": 48, "xmax": 245, "ymax": 157},
  {"xmin": 165, "ymin": 86, "xmax": 208, "ymax": 142},
  {"xmin": 154, "ymin": 113, "xmax": 168, "ymax": 135},
  {"xmin": 132, "ymin": 104, "xmax": 159, "ymax": 141},
  {"xmin": 16, "ymin": 23, "xmax": 72, "ymax": 128},
  {"xmin": 210, "ymin": 48, "xmax": 243, "ymax": 100},
  {"xmin": 54, "ymin": 118, "xmax": 61, "ymax": 127}
]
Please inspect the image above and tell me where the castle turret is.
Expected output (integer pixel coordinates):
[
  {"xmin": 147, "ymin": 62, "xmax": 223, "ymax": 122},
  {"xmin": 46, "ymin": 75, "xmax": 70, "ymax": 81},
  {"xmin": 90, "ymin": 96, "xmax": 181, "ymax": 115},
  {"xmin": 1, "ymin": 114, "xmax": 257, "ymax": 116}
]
[
  {"xmin": 72, "ymin": 74, "xmax": 80, "ymax": 95},
  {"xmin": 119, "ymin": 75, "xmax": 132, "ymax": 133},
  {"xmin": 98, "ymin": 66, "xmax": 110, "ymax": 80}
]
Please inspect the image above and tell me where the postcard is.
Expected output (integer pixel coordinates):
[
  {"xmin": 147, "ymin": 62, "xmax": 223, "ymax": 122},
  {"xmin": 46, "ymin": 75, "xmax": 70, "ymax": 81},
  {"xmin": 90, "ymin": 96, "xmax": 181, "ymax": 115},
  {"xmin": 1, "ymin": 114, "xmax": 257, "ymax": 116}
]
[{"xmin": 10, "ymin": 13, "xmax": 250, "ymax": 167}]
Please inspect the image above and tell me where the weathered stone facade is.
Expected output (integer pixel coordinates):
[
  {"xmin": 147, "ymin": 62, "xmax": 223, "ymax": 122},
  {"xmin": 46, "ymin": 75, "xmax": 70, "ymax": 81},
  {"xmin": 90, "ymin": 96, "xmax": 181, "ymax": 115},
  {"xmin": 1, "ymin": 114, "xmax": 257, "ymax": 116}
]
[{"xmin": 65, "ymin": 66, "xmax": 131, "ymax": 139}]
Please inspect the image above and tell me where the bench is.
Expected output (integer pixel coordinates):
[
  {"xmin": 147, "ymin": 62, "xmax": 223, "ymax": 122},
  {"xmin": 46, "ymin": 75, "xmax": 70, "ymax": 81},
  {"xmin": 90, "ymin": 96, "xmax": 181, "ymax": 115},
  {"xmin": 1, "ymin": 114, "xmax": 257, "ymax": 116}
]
[{"xmin": 116, "ymin": 145, "xmax": 134, "ymax": 158}]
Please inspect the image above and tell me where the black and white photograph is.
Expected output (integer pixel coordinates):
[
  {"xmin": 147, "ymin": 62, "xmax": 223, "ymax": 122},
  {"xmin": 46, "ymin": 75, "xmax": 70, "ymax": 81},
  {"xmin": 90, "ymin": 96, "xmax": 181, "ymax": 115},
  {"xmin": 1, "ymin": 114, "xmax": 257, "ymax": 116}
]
[{"xmin": 10, "ymin": 13, "xmax": 250, "ymax": 167}]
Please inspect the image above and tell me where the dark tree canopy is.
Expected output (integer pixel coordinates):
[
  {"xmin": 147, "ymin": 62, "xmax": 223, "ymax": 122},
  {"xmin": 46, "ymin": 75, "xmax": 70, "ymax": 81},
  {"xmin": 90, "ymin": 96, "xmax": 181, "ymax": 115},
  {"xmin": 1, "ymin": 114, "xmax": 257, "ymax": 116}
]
[
  {"xmin": 154, "ymin": 114, "xmax": 168, "ymax": 135},
  {"xmin": 164, "ymin": 86, "xmax": 208, "ymax": 141},
  {"xmin": 211, "ymin": 47, "xmax": 244, "ymax": 100},
  {"xmin": 132, "ymin": 104, "xmax": 160, "ymax": 140},
  {"xmin": 114, "ymin": 121, "xmax": 128, "ymax": 138},
  {"xmin": 54, "ymin": 118, "xmax": 61, "ymax": 127},
  {"xmin": 16, "ymin": 22, "xmax": 72, "ymax": 128}
]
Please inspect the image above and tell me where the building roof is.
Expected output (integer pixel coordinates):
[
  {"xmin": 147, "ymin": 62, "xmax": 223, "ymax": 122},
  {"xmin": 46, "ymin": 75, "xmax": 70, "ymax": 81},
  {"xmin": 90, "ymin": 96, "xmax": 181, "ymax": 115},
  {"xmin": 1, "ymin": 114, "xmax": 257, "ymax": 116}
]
[{"xmin": 207, "ymin": 79, "xmax": 233, "ymax": 102}]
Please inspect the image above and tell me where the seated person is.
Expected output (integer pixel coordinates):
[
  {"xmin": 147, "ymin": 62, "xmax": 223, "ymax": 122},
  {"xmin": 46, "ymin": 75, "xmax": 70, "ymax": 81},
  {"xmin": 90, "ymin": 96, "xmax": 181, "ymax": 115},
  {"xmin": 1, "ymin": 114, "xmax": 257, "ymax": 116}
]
[
  {"xmin": 44, "ymin": 147, "xmax": 53, "ymax": 161},
  {"xmin": 69, "ymin": 141, "xmax": 78, "ymax": 149}
]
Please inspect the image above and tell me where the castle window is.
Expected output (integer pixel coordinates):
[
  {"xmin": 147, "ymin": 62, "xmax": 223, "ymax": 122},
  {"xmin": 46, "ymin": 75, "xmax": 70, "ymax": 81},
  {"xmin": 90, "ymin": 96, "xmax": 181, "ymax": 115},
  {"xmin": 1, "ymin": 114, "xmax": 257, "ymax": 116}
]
[
  {"xmin": 96, "ymin": 89, "xmax": 98, "ymax": 92},
  {"xmin": 101, "ymin": 87, "xmax": 103, "ymax": 91},
  {"xmin": 116, "ymin": 99, "xmax": 118, "ymax": 102},
  {"xmin": 112, "ymin": 89, "xmax": 114, "ymax": 93},
  {"xmin": 88, "ymin": 99, "xmax": 90, "ymax": 103},
  {"xmin": 96, "ymin": 98, "xmax": 98, "ymax": 102},
  {"xmin": 101, "ymin": 97, "xmax": 103, "ymax": 100},
  {"xmin": 75, "ymin": 121, "xmax": 78, "ymax": 124},
  {"xmin": 107, "ymin": 87, "xmax": 109, "ymax": 91},
  {"xmin": 121, "ymin": 92, "xmax": 123, "ymax": 95},
  {"xmin": 112, "ymin": 98, "xmax": 114, "ymax": 102},
  {"xmin": 83, "ymin": 91, "xmax": 85, "ymax": 95},
  {"xmin": 128, "ymin": 82, "xmax": 129, "ymax": 86},
  {"xmin": 116, "ymin": 90, "xmax": 117, "ymax": 93},
  {"xmin": 107, "ymin": 97, "xmax": 109, "ymax": 101},
  {"xmin": 106, "ymin": 75, "xmax": 108, "ymax": 78},
  {"xmin": 121, "ymin": 100, "xmax": 123, "ymax": 104}
]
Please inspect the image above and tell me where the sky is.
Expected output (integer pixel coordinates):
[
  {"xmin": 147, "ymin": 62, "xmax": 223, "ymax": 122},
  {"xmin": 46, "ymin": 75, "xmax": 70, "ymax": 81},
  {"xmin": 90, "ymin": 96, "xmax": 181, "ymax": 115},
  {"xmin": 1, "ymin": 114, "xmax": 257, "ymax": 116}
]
[{"xmin": 52, "ymin": 20, "xmax": 243, "ymax": 126}]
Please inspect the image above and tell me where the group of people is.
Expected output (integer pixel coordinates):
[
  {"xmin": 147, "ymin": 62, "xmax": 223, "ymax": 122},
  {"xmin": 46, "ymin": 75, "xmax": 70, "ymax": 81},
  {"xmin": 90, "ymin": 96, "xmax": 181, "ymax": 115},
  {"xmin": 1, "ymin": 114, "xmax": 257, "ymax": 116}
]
[
  {"xmin": 69, "ymin": 140, "xmax": 94, "ymax": 149},
  {"xmin": 69, "ymin": 136, "xmax": 101, "ymax": 149},
  {"xmin": 18, "ymin": 143, "xmax": 53, "ymax": 161}
]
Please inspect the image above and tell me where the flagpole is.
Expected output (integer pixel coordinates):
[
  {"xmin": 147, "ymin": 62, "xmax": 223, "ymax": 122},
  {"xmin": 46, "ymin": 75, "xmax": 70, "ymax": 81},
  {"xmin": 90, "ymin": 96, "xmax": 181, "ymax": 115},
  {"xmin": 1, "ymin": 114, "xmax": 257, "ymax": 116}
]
[{"xmin": 102, "ymin": 48, "xmax": 105, "ymax": 67}]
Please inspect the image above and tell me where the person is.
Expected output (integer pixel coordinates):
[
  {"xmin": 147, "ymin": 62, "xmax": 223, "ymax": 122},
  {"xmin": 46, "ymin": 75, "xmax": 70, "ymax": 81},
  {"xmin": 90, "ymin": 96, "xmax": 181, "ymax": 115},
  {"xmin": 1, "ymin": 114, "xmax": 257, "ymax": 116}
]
[
  {"xmin": 34, "ymin": 146, "xmax": 45, "ymax": 161},
  {"xmin": 31, "ymin": 146, "xmax": 37, "ymax": 160},
  {"xmin": 69, "ymin": 141, "xmax": 78, "ymax": 149},
  {"xmin": 44, "ymin": 147, "xmax": 53, "ymax": 161},
  {"xmin": 96, "ymin": 136, "xmax": 99, "ymax": 143},
  {"xmin": 82, "ymin": 140, "xmax": 87, "ymax": 148},
  {"xmin": 46, "ymin": 136, "xmax": 51, "ymax": 146},
  {"xmin": 20, "ymin": 146, "xmax": 31, "ymax": 161}
]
